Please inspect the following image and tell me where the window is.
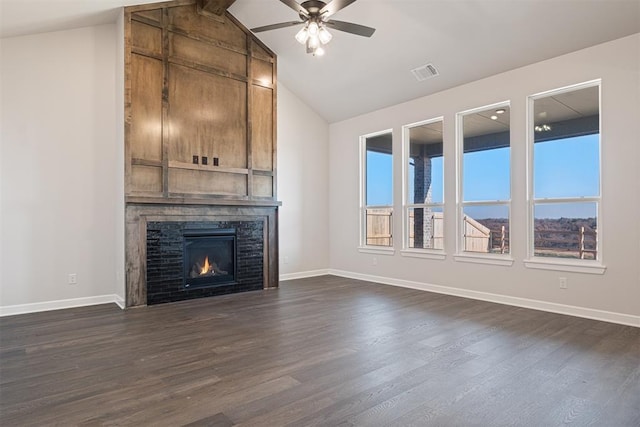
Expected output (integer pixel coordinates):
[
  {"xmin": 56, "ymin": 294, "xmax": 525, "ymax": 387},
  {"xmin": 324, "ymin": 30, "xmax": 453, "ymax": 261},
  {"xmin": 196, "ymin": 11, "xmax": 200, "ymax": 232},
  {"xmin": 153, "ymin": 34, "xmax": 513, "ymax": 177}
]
[
  {"xmin": 360, "ymin": 130, "xmax": 393, "ymax": 248},
  {"xmin": 457, "ymin": 103, "xmax": 511, "ymax": 261},
  {"xmin": 403, "ymin": 118, "xmax": 444, "ymax": 254},
  {"xmin": 527, "ymin": 81, "xmax": 602, "ymax": 268}
]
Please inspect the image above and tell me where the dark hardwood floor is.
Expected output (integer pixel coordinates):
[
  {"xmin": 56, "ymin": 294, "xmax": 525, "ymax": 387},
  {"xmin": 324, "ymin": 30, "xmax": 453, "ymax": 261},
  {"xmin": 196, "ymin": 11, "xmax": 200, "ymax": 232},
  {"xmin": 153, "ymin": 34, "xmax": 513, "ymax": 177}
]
[{"xmin": 1, "ymin": 275, "xmax": 639, "ymax": 426}]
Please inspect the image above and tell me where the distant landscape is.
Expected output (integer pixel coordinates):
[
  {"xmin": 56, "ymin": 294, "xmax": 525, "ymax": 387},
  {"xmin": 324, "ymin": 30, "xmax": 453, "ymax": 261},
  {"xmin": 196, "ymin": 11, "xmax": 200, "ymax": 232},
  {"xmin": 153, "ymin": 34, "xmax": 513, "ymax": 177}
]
[{"xmin": 476, "ymin": 217, "xmax": 597, "ymax": 259}]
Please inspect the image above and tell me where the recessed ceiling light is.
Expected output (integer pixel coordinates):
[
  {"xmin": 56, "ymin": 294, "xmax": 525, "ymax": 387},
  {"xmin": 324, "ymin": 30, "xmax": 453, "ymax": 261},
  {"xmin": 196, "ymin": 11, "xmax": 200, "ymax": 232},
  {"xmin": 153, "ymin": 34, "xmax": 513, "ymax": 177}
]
[
  {"xmin": 490, "ymin": 115, "xmax": 498, "ymax": 120},
  {"xmin": 496, "ymin": 109, "xmax": 506, "ymax": 114}
]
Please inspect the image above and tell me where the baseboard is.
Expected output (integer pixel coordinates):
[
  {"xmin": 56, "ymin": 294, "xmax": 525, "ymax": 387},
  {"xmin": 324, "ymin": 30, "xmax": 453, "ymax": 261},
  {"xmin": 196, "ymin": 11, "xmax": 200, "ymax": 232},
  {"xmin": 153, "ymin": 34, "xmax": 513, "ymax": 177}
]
[
  {"xmin": 328, "ymin": 269, "xmax": 640, "ymax": 328},
  {"xmin": 114, "ymin": 295, "xmax": 126, "ymax": 309},
  {"xmin": 280, "ymin": 269, "xmax": 331, "ymax": 281},
  {"xmin": 6, "ymin": 273, "xmax": 636, "ymax": 327},
  {"xmin": 0, "ymin": 295, "xmax": 125, "ymax": 317}
]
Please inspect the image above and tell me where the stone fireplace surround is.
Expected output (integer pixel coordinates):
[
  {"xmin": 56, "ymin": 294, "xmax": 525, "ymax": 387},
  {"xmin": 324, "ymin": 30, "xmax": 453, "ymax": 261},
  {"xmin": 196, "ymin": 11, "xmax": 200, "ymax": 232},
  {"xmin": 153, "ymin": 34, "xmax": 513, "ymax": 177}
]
[
  {"xmin": 146, "ymin": 220, "xmax": 261, "ymax": 305},
  {"xmin": 125, "ymin": 203, "xmax": 278, "ymax": 307}
]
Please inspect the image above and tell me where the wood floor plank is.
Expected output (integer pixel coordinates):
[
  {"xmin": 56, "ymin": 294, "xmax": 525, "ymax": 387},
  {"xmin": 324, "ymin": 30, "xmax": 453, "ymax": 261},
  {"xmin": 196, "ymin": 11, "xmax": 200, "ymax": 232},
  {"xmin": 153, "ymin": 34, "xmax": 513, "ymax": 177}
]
[{"xmin": 1, "ymin": 275, "xmax": 638, "ymax": 426}]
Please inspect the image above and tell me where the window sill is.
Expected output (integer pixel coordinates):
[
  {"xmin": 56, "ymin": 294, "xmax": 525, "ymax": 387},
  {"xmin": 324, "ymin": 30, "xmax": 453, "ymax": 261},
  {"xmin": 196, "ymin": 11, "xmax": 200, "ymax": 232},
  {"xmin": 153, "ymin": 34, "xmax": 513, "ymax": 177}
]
[
  {"xmin": 358, "ymin": 246, "xmax": 395, "ymax": 255},
  {"xmin": 400, "ymin": 249, "xmax": 446, "ymax": 260},
  {"xmin": 524, "ymin": 258, "xmax": 606, "ymax": 275},
  {"xmin": 454, "ymin": 253, "xmax": 514, "ymax": 266}
]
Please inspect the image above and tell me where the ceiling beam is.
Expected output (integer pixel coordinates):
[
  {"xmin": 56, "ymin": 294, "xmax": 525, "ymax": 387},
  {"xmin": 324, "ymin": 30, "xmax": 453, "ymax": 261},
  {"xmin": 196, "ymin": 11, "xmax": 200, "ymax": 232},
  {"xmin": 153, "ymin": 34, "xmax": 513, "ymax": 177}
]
[{"xmin": 198, "ymin": 0, "xmax": 236, "ymax": 16}]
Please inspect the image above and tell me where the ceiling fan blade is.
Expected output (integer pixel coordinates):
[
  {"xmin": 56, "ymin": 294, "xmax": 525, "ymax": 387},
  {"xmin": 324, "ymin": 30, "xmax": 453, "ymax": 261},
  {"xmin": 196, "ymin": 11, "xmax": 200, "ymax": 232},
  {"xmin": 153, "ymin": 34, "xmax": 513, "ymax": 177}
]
[
  {"xmin": 325, "ymin": 20, "xmax": 376, "ymax": 37},
  {"xmin": 280, "ymin": 0, "xmax": 310, "ymax": 17},
  {"xmin": 251, "ymin": 21, "xmax": 303, "ymax": 33},
  {"xmin": 319, "ymin": 0, "xmax": 357, "ymax": 18}
]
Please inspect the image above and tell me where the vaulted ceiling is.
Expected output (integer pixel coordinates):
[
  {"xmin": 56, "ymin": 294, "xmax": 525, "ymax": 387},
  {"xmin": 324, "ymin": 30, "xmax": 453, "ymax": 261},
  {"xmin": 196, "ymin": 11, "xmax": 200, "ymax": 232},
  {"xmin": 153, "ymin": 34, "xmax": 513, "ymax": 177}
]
[{"xmin": 2, "ymin": 0, "xmax": 639, "ymax": 123}]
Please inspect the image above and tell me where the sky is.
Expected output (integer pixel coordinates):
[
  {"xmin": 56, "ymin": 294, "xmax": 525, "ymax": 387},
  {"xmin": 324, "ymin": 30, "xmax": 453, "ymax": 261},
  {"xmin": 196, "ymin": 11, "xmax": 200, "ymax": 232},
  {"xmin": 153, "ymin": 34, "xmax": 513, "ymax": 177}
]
[{"xmin": 366, "ymin": 134, "xmax": 599, "ymax": 219}]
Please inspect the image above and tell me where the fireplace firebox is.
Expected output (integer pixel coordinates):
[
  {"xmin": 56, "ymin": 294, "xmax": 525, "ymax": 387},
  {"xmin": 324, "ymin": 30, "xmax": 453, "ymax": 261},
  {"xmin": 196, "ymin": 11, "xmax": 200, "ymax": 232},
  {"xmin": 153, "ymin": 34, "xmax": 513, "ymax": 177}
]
[
  {"xmin": 145, "ymin": 219, "xmax": 265, "ymax": 305},
  {"xmin": 183, "ymin": 229, "xmax": 236, "ymax": 289}
]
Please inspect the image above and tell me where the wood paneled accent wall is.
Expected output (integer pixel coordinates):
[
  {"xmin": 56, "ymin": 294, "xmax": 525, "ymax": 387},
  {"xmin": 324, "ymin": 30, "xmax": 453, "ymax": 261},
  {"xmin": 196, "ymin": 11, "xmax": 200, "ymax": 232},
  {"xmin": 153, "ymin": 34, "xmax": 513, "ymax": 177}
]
[
  {"xmin": 124, "ymin": 0, "xmax": 279, "ymax": 308},
  {"xmin": 124, "ymin": 0, "xmax": 277, "ymax": 204}
]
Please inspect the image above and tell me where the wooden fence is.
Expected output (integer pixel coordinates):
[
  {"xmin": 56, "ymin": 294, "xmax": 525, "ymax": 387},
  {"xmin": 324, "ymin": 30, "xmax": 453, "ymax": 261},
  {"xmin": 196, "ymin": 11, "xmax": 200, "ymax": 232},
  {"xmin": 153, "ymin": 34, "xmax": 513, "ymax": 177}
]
[
  {"xmin": 464, "ymin": 223, "xmax": 510, "ymax": 254},
  {"xmin": 367, "ymin": 210, "xmax": 596, "ymax": 259},
  {"xmin": 408, "ymin": 211, "xmax": 444, "ymax": 249},
  {"xmin": 534, "ymin": 226, "xmax": 597, "ymax": 259},
  {"xmin": 366, "ymin": 208, "xmax": 393, "ymax": 246}
]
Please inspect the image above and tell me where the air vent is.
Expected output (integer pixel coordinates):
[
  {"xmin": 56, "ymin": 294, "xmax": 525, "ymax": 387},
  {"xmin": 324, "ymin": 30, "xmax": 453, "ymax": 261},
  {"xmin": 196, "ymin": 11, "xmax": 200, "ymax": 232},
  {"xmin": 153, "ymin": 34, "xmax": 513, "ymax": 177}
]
[{"xmin": 411, "ymin": 63, "xmax": 439, "ymax": 81}]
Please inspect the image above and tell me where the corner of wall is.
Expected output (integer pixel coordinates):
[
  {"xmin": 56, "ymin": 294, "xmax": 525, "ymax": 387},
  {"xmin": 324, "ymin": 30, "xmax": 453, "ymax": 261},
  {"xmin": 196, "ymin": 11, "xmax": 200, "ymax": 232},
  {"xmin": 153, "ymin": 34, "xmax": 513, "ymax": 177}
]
[{"xmin": 115, "ymin": 9, "xmax": 126, "ymax": 304}]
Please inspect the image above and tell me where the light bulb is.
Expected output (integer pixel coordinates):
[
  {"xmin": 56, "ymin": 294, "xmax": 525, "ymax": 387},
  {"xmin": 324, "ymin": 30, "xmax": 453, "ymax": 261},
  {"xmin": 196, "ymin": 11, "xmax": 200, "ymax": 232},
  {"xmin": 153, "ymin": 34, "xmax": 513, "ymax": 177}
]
[
  {"xmin": 308, "ymin": 21, "xmax": 319, "ymax": 36},
  {"xmin": 314, "ymin": 46, "xmax": 325, "ymax": 56},
  {"xmin": 318, "ymin": 27, "xmax": 332, "ymax": 44},
  {"xmin": 308, "ymin": 34, "xmax": 319, "ymax": 49},
  {"xmin": 295, "ymin": 27, "xmax": 309, "ymax": 44}
]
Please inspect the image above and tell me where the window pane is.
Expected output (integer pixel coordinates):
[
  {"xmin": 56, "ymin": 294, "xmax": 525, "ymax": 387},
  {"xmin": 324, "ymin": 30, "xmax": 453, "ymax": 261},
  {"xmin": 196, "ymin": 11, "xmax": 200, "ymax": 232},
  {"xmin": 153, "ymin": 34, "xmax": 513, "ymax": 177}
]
[
  {"xmin": 462, "ymin": 107, "xmax": 510, "ymax": 201},
  {"xmin": 407, "ymin": 121, "xmax": 444, "ymax": 204},
  {"xmin": 534, "ymin": 135, "xmax": 599, "ymax": 198},
  {"xmin": 366, "ymin": 208, "xmax": 393, "ymax": 247},
  {"xmin": 534, "ymin": 202, "xmax": 597, "ymax": 259},
  {"xmin": 462, "ymin": 205, "xmax": 509, "ymax": 254},
  {"xmin": 408, "ymin": 206, "xmax": 443, "ymax": 250},
  {"xmin": 533, "ymin": 84, "xmax": 599, "ymax": 199},
  {"xmin": 463, "ymin": 148, "xmax": 510, "ymax": 201},
  {"xmin": 366, "ymin": 133, "xmax": 393, "ymax": 206}
]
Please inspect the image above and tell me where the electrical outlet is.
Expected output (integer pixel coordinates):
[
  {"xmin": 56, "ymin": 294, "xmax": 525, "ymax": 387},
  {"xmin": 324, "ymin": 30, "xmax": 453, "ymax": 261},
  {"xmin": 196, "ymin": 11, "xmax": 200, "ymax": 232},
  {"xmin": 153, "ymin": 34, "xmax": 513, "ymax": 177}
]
[
  {"xmin": 283, "ymin": 256, "xmax": 289, "ymax": 264},
  {"xmin": 68, "ymin": 273, "xmax": 77, "ymax": 285},
  {"xmin": 559, "ymin": 277, "xmax": 568, "ymax": 289},
  {"xmin": 372, "ymin": 257, "xmax": 378, "ymax": 266}
]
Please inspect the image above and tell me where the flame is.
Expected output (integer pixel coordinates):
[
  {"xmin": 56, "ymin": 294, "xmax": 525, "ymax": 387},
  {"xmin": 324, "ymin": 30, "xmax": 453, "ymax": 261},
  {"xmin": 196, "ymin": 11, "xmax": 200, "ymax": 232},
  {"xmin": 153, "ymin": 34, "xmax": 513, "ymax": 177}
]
[{"xmin": 200, "ymin": 256, "xmax": 211, "ymax": 275}]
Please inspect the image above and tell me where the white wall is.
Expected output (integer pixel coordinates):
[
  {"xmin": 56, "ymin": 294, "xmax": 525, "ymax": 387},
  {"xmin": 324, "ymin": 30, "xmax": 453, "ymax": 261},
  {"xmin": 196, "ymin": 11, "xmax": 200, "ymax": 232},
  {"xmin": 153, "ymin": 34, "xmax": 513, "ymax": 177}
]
[
  {"xmin": 329, "ymin": 34, "xmax": 640, "ymax": 320},
  {"xmin": 277, "ymin": 84, "xmax": 330, "ymax": 277},
  {"xmin": 0, "ymin": 24, "xmax": 123, "ymax": 311}
]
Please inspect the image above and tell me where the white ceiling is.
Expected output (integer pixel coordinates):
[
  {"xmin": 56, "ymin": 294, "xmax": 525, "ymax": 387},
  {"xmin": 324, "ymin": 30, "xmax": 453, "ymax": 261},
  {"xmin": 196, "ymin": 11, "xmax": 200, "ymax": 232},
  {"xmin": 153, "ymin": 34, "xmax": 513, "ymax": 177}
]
[{"xmin": 2, "ymin": 0, "xmax": 639, "ymax": 123}]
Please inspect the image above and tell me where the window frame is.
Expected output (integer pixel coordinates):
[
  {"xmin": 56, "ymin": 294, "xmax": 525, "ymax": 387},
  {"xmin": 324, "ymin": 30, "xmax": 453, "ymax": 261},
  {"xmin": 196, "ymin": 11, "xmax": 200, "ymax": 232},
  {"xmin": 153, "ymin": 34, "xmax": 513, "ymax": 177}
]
[
  {"xmin": 524, "ymin": 80, "xmax": 605, "ymax": 274},
  {"xmin": 359, "ymin": 129, "xmax": 395, "ymax": 254},
  {"xmin": 455, "ymin": 101, "xmax": 514, "ymax": 266},
  {"xmin": 401, "ymin": 117, "xmax": 446, "ymax": 260}
]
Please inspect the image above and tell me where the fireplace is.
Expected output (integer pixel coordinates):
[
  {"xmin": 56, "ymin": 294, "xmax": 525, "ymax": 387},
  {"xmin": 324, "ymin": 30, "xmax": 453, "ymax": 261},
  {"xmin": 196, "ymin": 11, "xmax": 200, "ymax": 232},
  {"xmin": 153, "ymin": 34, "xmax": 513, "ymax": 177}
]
[
  {"xmin": 183, "ymin": 229, "xmax": 236, "ymax": 289},
  {"xmin": 123, "ymin": 2, "xmax": 279, "ymax": 308},
  {"xmin": 143, "ymin": 216, "xmax": 269, "ymax": 306}
]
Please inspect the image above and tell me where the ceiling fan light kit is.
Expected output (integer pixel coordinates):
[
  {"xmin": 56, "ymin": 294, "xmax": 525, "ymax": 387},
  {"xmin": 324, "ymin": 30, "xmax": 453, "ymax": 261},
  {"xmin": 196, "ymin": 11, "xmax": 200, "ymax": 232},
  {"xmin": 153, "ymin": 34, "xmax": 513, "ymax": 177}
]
[
  {"xmin": 251, "ymin": 0, "xmax": 376, "ymax": 57},
  {"xmin": 295, "ymin": 19, "xmax": 332, "ymax": 55}
]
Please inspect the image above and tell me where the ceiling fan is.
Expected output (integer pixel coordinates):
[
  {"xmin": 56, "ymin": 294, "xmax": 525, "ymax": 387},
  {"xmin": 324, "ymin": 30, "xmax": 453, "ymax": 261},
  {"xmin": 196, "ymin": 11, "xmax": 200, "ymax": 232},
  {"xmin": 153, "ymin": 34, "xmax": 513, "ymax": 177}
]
[{"xmin": 250, "ymin": 0, "xmax": 376, "ymax": 56}]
